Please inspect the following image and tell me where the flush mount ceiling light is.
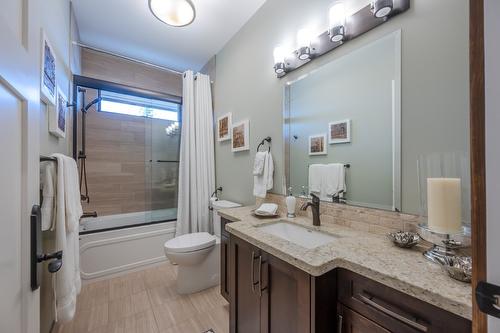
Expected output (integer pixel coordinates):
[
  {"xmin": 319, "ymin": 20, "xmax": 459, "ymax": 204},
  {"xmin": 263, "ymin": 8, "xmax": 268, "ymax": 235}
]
[
  {"xmin": 371, "ymin": 0, "xmax": 393, "ymax": 19},
  {"xmin": 329, "ymin": 2, "xmax": 346, "ymax": 43},
  {"xmin": 149, "ymin": 0, "xmax": 196, "ymax": 27}
]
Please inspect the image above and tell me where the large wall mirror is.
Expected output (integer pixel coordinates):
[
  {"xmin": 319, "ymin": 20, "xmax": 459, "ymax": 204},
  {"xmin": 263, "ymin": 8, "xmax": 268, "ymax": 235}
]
[
  {"xmin": 285, "ymin": 31, "xmax": 401, "ymax": 211},
  {"xmin": 283, "ymin": 0, "xmax": 470, "ymax": 219}
]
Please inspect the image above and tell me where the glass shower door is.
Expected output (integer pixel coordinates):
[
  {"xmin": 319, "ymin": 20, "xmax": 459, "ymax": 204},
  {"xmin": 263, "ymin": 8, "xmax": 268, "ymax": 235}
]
[{"xmin": 145, "ymin": 115, "xmax": 181, "ymax": 223}]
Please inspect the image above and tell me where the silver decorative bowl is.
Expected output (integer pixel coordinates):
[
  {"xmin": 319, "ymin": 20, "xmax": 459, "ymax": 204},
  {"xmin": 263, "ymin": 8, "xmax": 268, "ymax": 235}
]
[
  {"xmin": 439, "ymin": 255, "xmax": 472, "ymax": 283},
  {"xmin": 387, "ymin": 231, "xmax": 420, "ymax": 248}
]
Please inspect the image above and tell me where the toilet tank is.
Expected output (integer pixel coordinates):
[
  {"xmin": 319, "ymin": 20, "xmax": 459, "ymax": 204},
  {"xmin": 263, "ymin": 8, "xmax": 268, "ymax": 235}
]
[{"xmin": 211, "ymin": 200, "xmax": 241, "ymax": 237}]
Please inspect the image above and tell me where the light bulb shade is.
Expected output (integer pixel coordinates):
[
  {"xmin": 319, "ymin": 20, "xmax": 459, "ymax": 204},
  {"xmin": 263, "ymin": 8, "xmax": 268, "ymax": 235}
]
[
  {"xmin": 149, "ymin": 0, "xmax": 196, "ymax": 27},
  {"xmin": 297, "ymin": 28, "xmax": 313, "ymax": 48},
  {"xmin": 273, "ymin": 46, "xmax": 286, "ymax": 64},
  {"xmin": 329, "ymin": 3, "xmax": 346, "ymax": 29},
  {"xmin": 372, "ymin": 0, "xmax": 393, "ymax": 18}
]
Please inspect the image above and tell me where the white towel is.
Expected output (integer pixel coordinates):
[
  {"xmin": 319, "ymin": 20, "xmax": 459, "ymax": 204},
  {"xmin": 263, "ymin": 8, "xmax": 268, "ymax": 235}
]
[
  {"xmin": 253, "ymin": 152, "xmax": 267, "ymax": 175},
  {"xmin": 253, "ymin": 152, "xmax": 274, "ymax": 198},
  {"xmin": 308, "ymin": 164, "xmax": 326, "ymax": 194},
  {"xmin": 52, "ymin": 154, "xmax": 83, "ymax": 323},
  {"xmin": 324, "ymin": 163, "xmax": 345, "ymax": 197},
  {"xmin": 40, "ymin": 161, "xmax": 57, "ymax": 231},
  {"xmin": 255, "ymin": 203, "xmax": 278, "ymax": 215}
]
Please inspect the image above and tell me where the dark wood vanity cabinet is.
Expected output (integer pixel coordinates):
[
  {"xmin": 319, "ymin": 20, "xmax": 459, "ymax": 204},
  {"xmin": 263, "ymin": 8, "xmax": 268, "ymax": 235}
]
[
  {"xmin": 228, "ymin": 234, "xmax": 336, "ymax": 333},
  {"xmin": 226, "ymin": 235, "xmax": 472, "ymax": 333},
  {"xmin": 336, "ymin": 269, "xmax": 471, "ymax": 333}
]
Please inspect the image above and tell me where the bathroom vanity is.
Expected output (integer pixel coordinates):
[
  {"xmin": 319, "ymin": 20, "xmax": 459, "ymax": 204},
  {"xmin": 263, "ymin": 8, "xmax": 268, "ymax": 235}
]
[{"xmin": 219, "ymin": 210, "xmax": 472, "ymax": 333}]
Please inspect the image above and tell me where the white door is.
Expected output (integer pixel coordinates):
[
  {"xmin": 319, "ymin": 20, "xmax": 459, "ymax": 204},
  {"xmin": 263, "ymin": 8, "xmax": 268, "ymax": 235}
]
[
  {"xmin": 485, "ymin": 0, "xmax": 500, "ymax": 330},
  {"xmin": 0, "ymin": 1, "xmax": 42, "ymax": 333}
]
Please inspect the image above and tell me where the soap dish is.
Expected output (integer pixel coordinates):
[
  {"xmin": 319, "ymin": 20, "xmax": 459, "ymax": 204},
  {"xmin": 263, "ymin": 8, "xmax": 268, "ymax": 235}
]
[
  {"xmin": 387, "ymin": 231, "xmax": 420, "ymax": 248},
  {"xmin": 439, "ymin": 255, "xmax": 472, "ymax": 283}
]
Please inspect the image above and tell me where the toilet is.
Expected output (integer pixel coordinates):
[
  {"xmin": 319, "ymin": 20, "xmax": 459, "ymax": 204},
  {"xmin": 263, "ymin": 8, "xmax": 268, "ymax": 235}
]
[{"xmin": 164, "ymin": 200, "xmax": 241, "ymax": 294}]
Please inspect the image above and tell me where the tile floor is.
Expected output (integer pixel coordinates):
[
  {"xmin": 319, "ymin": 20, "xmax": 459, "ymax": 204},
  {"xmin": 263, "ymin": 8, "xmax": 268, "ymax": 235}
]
[{"xmin": 55, "ymin": 263, "xmax": 229, "ymax": 333}]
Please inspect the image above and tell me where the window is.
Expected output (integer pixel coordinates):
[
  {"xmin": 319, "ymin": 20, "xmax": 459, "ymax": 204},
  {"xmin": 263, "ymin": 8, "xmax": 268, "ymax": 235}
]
[{"xmin": 99, "ymin": 90, "xmax": 180, "ymax": 121}]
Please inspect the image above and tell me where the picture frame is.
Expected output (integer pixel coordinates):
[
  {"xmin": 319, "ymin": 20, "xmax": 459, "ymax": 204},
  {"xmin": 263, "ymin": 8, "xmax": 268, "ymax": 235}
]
[
  {"xmin": 328, "ymin": 119, "xmax": 351, "ymax": 144},
  {"xmin": 217, "ymin": 112, "xmax": 232, "ymax": 142},
  {"xmin": 231, "ymin": 119, "xmax": 250, "ymax": 152},
  {"xmin": 40, "ymin": 31, "xmax": 57, "ymax": 105},
  {"xmin": 309, "ymin": 134, "xmax": 327, "ymax": 155},
  {"xmin": 49, "ymin": 87, "xmax": 67, "ymax": 138}
]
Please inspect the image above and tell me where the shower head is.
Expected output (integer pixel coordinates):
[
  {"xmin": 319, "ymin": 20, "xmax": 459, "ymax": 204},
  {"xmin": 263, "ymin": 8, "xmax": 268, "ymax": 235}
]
[{"xmin": 84, "ymin": 97, "xmax": 102, "ymax": 112}]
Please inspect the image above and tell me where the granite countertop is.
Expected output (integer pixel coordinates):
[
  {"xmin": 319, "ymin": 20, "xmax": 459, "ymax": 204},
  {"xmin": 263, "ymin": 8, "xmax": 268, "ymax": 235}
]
[{"xmin": 219, "ymin": 206, "xmax": 472, "ymax": 320}]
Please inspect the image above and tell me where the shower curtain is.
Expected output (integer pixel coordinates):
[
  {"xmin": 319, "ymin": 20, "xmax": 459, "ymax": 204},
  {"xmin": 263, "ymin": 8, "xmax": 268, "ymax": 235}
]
[{"xmin": 176, "ymin": 71, "xmax": 215, "ymax": 236}]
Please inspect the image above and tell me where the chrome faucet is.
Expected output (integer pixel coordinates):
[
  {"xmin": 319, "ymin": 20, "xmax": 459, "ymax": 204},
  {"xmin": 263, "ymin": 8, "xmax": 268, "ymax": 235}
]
[{"xmin": 300, "ymin": 193, "xmax": 321, "ymax": 226}]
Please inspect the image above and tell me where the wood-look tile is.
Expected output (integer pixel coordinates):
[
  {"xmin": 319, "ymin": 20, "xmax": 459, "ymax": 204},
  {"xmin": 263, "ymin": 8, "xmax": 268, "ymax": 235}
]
[
  {"xmin": 131, "ymin": 290, "xmax": 151, "ymax": 314},
  {"xmin": 60, "ymin": 263, "xmax": 227, "ymax": 333},
  {"xmin": 88, "ymin": 302, "xmax": 108, "ymax": 331}
]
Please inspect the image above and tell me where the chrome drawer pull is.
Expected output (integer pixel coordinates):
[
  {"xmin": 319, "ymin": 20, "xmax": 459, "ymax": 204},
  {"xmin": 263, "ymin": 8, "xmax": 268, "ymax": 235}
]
[
  {"xmin": 337, "ymin": 314, "xmax": 343, "ymax": 333},
  {"xmin": 358, "ymin": 294, "xmax": 428, "ymax": 332}
]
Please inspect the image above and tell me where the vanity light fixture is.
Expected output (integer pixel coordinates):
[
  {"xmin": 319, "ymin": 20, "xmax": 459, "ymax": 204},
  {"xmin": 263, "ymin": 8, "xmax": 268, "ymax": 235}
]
[
  {"xmin": 328, "ymin": 2, "xmax": 346, "ymax": 43},
  {"xmin": 273, "ymin": 46, "xmax": 287, "ymax": 74},
  {"xmin": 271, "ymin": 0, "xmax": 409, "ymax": 77},
  {"xmin": 371, "ymin": 0, "xmax": 393, "ymax": 19},
  {"xmin": 297, "ymin": 28, "xmax": 313, "ymax": 60},
  {"xmin": 149, "ymin": 0, "xmax": 196, "ymax": 27}
]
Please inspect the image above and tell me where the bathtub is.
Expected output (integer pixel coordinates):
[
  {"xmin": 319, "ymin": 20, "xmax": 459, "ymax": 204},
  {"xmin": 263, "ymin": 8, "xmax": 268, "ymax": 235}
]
[{"xmin": 79, "ymin": 209, "xmax": 177, "ymax": 282}]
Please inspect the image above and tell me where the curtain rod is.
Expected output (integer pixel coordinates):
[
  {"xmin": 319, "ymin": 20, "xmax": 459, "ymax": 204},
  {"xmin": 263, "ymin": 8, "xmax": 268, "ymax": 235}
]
[{"xmin": 72, "ymin": 41, "xmax": 184, "ymax": 75}]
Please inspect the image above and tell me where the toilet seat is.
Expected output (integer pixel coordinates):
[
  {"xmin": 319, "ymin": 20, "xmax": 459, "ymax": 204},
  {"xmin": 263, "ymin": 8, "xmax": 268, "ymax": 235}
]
[{"xmin": 164, "ymin": 232, "xmax": 216, "ymax": 254}]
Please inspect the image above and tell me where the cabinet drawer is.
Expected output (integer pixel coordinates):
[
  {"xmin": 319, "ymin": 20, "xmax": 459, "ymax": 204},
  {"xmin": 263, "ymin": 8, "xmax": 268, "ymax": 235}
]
[
  {"xmin": 338, "ymin": 303, "xmax": 390, "ymax": 333},
  {"xmin": 337, "ymin": 269, "xmax": 471, "ymax": 333}
]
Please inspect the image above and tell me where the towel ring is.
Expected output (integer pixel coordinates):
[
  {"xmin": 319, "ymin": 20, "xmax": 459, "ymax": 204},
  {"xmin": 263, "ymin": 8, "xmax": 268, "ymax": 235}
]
[{"xmin": 257, "ymin": 137, "xmax": 272, "ymax": 152}]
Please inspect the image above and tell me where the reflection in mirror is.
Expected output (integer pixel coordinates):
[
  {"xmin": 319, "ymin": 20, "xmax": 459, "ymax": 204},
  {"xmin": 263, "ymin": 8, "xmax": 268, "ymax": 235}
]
[{"xmin": 285, "ymin": 31, "xmax": 401, "ymax": 211}]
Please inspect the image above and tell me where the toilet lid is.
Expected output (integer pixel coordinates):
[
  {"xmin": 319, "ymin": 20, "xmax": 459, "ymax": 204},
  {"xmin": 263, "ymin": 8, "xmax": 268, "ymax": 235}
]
[{"xmin": 164, "ymin": 232, "xmax": 216, "ymax": 253}]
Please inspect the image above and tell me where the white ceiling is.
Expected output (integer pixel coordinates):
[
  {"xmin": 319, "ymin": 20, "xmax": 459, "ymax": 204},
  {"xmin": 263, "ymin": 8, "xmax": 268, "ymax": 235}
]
[{"xmin": 72, "ymin": 0, "xmax": 267, "ymax": 72}]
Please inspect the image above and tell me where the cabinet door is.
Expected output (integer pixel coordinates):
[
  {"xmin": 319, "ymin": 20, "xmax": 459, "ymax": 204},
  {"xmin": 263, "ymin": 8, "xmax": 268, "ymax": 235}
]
[
  {"xmin": 220, "ymin": 234, "xmax": 230, "ymax": 302},
  {"xmin": 338, "ymin": 304, "xmax": 390, "ymax": 333},
  {"xmin": 229, "ymin": 235, "xmax": 262, "ymax": 333},
  {"xmin": 260, "ymin": 252, "xmax": 311, "ymax": 333}
]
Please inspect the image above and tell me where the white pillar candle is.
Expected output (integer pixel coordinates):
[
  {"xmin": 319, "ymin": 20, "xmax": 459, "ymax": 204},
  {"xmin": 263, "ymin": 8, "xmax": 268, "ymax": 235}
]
[{"xmin": 427, "ymin": 178, "xmax": 462, "ymax": 233}]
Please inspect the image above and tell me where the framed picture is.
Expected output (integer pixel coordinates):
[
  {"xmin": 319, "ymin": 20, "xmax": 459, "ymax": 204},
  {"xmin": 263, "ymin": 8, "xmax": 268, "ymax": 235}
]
[
  {"xmin": 40, "ymin": 31, "xmax": 57, "ymax": 105},
  {"xmin": 217, "ymin": 112, "xmax": 232, "ymax": 142},
  {"xmin": 329, "ymin": 119, "xmax": 351, "ymax": 144},
  {"xmin": 49, "ymin": 87, "xmax": 67, "ymax": 138},
  {"xmin": 232, "ymin": 119, "xmax": 250, "ymax": 152},
  {"xmin": 309, "ymin": 134, "xmax": 327, "ymax": 155}
]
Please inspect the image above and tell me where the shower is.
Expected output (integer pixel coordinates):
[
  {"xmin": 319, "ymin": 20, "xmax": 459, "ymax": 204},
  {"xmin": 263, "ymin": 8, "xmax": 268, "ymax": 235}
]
[
  {"xmin": 73, "ymin": 75, "xmax": 182, "ymax": 233},
  {"xmin": 78, "ymin": 86, "xmax": 102, "ymax": 204}
]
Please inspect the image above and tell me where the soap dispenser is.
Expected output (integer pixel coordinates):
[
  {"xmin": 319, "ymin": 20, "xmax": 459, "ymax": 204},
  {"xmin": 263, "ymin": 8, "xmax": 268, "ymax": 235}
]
[{"xmin": 286, "ymin": 187, "xmax": 296, "ymax": 218}]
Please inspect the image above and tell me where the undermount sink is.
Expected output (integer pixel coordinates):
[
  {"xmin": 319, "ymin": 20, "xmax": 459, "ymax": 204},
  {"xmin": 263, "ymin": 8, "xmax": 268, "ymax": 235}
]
[{"xmin": 257, "ymin": 221, "xmax": 337, "ymax": 249}]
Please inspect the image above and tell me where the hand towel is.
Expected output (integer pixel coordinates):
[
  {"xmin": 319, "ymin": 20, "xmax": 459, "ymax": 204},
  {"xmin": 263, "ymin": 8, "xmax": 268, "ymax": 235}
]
[
  {"xmin": 253, "ymin": 151, "xmax": 267, "ymax": 175},
  {"xmin": 52, "ymin": 154, "xmax": 83, "ymax": 323},
  {"xmin": 255, "ymin": 203, "xmax": 278, "ymax": 216},
  {"xmin": 253, "ymin": 152, "xmax": 274, "ymax": 198},
  {"xmin": 40, "ymin": 161, "xmax": 57, "ymax": 231},
  {"xmin": 308, "ymin": 164, "xmax": 326, "ymax": 194},
  {"xmin": 324, "ymin": 163, "xmax": 345, "ymax": 197}
]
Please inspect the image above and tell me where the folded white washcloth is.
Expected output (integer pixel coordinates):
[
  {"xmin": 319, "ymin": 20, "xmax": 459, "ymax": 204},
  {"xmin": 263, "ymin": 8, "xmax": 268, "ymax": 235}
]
[
  {"xmin": 253, "ymin": 152, "xmax": 267, "ymax": 175},
  {"xmin": 255, "ymin": 203, "xmax": 278, "ymax": 216}
]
